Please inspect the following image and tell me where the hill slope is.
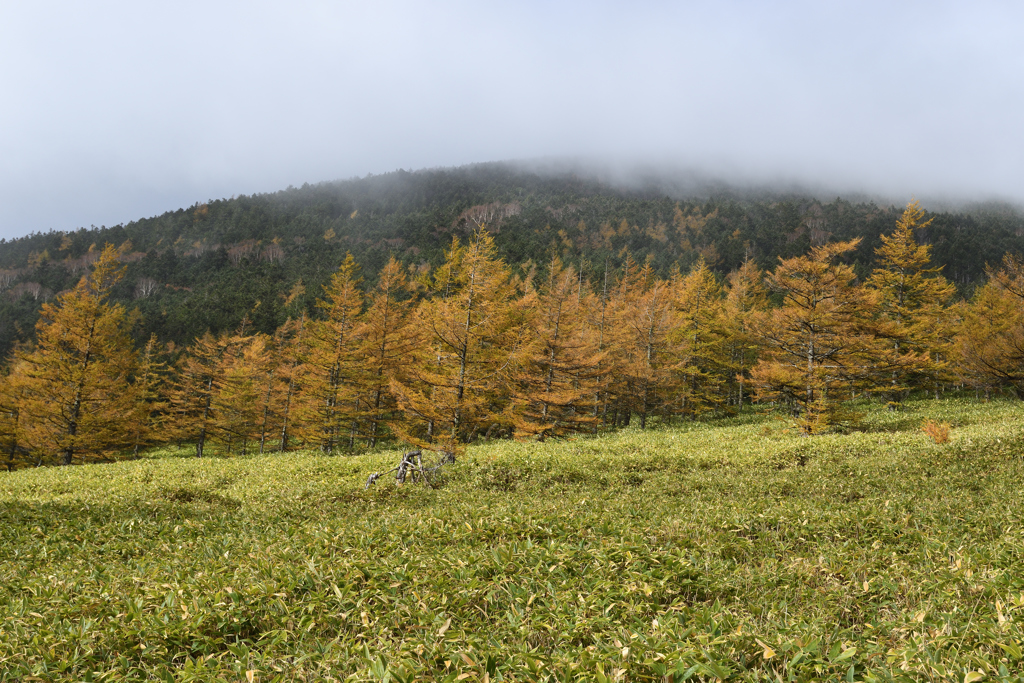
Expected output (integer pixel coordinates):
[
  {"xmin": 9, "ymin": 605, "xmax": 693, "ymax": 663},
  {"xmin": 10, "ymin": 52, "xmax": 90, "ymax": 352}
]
[
  {"xmin": 1, "ymin": 163, "xmax": 1023, "ymax": 359},
  {"xmin": 1, "ymin": 398, "xmax": 1023, "ymax": 679}
]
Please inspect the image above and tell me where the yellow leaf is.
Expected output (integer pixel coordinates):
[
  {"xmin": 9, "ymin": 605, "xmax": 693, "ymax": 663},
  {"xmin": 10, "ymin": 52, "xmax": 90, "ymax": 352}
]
[
  {"xmin": 756, "ymin": 639, "xmax": 775, "ymax": 659},
  {"xmin": 964, "ymin": 672, "xmax": 985, "ymax": 683}
]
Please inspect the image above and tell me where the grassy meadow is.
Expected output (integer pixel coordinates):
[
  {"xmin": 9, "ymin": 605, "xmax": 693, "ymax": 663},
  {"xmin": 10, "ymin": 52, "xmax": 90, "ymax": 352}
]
[{"xmin": 2, "ymin": 398, "xmax": 1024, "ymax": 682}]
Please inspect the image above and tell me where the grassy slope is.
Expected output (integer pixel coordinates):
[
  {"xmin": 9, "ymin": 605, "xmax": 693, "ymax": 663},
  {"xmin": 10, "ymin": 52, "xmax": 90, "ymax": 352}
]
[{"xmin": 2, "ymin": 399, "xmax": 1024, "ymax": 682}]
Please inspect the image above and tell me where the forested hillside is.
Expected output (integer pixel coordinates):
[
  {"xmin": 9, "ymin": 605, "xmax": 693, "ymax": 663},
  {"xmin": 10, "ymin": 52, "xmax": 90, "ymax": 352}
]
[
  {"xmin": 4, "ymin": 166, "xmax": 1024, "ymax": 469},
  {"xmin": 4, "ymin": 192, "xmax": 1024, "ymax": 469},
  {"xmin": 1, "ymin": 163, "xmax": 1022, "ymax": 360}
]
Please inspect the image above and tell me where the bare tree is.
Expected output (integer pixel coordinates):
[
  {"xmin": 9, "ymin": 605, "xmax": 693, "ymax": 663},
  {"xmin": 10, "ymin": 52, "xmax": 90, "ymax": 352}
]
[
  {"xmin": 135, "ymin": 277, "xmax": 159, "ymax": 299},
  {"xmin": 228, "ymin": 240, "xmax": 259, "ymax": 265},
  {"xmin": 261, "ymin": 242, "xmax": 285, "ymax": 263},
  {"xmin": 8, "ymin": 282, "xmax": 44, "ymax": 301}
]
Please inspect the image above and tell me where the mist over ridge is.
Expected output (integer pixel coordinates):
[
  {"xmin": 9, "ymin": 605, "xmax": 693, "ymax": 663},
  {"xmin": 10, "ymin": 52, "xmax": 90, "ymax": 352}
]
[
  {"xmin": 3, "ymin": 3, "xmax": 1023, "ymax": 240},
  {"xmin": 500, "ymin": 157, "xmax": 1024, "ymax": 218},
  {"xmin": 5, "ymin": 158, "xmax": 1024, "ymax": 245}
]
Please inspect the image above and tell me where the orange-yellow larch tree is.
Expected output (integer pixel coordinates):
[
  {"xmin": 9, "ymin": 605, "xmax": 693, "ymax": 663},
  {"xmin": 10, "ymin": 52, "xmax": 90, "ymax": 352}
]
[
  {"xmin": 295, "ymin": 254, "xmax": 365, "ymax": 452},
  {"xmin": 166, "ymin": 330, "xmax": 236, "ymax": 457},
  {"xmin": 126, "ymin": 334, "xmax": 168, "ymax": 457},
  {"xmin": 721, "ymin": 258, "xmax": 768, "ymax": 410},
  {"xmin": 358, "ymin": 256, "xmax": 418, "ymax": 447},
  {"xmin": 270, "ymin": 313, "xmax": 307, "ymax": 451},
  {"xmin": 670, "ymin": 258, "xmax": 728, "ymax": 417},
  {"xmin": 749, "ymin": 240, "xmax": 880, "ymax": 433},
  {"xmin": 212, "ymin": 332, "xmax": 277, "ymax": 455},
  {"xmin": 865, "ymin": 200, "xmax": 956, "ymax": 402},
  {"xmin": 954, "ymin": 254, "xmax": 1024, "ymax": 398},
  {"xmin": 507, "ymin": 255, "xmax": 605, "ymax": 439},
  {"xmin": 596, "ymin": 253, "xmax": 641, "ymax": 427},
  {"xmin": 0, "ymin": 363, "xmax": 26, "ymax": 470},
  {"xmin": 8, "ymin": 245, "xmax": 140, "ymax": 465},
  {"xmin": 390, "ymin": 227, "xmax": 528, "ymax": 453},
  {"xmin": 584, "ymin": 258, "xmax": 619, "ymax": 429},
  {"xmin": 607, "ymin": 256, "xmax": 679, "ymax": 429}
]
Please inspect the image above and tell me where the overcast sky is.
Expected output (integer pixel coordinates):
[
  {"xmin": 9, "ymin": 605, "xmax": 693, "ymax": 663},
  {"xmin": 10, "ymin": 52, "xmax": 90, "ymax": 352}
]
[{"xmin": 1, "ymin": 1, "xmax": 1022, "ymax": 240}]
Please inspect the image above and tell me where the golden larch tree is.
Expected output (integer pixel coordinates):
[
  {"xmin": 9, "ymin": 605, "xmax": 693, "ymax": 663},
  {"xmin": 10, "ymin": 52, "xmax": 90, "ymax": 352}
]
[
  {"xmin": 584, "ymin": 258, "xmax": 616, "ymax": 428},
  {"xmin": 167, "ymin": 330, "xmax": 235, "ymax": 457},
  {"xmin": 0, "ymin": 363, "xmax": 26, "ymax": 470},
  {"xmin": 126, "ymin": 334, "xmax": 168, "ymax": 457},
  {"xmin": 721, "ymin": 258, "xmax": 768, "ymax": 410},
  {"xmin": 670, "ymin": 258, "xmax": 728, "ymax": 417},
  {"xmin": 749, "ymin": 240, "xmax": 880, "ymax": 433},
  {"xmin": 954, "ymin": 254, "xmax": 1024, "ymax": 398},
  {"xmin": 9, "ymin": 245, "xmax": 140, "ymax": 465},
  {"xmin": 507, "ymin": 255, "xmax": 605, "ymax": 439},
  {"xmin": 296, "ymin": 254, "xmax": 365, "ymax": 452},
  {"xmin": 213, "ymin": 332, "xmax": 276, "ymax": 455},
  {"xmin": 358, "ymin": 256, "xmax": 418, "ymax": 447},
  {"xmin": 270, "ymin": 314, "xmax": 307, "ymax": 452},
  {"xmin": 866, "ymin": 200, "xmax": 956, "ymax": 401},
  {"xmin": 390, "ymin": 227, "xmax": 528, "ymax": 453},
  {"xmin": 607, "ymin": 256, "xmax": 679, "ymax": 429}
]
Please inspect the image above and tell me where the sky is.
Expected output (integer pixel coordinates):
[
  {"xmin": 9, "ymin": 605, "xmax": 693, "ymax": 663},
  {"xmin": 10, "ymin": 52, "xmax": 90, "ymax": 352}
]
[{"xmin": 1, "ymin": 1, "xmax": 1022, "ymax": 240}]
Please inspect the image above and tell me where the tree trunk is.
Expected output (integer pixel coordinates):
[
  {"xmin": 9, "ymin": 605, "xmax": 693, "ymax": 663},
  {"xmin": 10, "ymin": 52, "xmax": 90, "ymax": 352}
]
[
  {"xmin": 196, "ymin": 377, "xmax": 213, "ymax": 457},
  {"xmin": 62, "ymin": 392, "xmax": 81, "ymax": 466}
]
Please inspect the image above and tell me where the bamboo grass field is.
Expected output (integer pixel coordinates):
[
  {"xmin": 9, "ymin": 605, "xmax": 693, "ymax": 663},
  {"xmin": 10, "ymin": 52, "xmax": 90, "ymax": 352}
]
[{"xmin": 2, "ymin": 397, "xmax": 1023, "ymax": 681}]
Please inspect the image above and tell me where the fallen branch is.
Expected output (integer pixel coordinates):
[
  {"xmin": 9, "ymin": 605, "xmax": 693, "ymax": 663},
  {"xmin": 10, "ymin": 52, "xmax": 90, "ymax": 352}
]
[{"xmin": 365, "ymin": 449, "xmax": 456, "ymax": 489}]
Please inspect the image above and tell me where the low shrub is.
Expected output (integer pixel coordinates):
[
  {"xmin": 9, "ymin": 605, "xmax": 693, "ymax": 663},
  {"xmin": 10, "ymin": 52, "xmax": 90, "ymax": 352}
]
[{"xmin": 922, "ymin": 419, "xmax": 951, "ymax": 444}]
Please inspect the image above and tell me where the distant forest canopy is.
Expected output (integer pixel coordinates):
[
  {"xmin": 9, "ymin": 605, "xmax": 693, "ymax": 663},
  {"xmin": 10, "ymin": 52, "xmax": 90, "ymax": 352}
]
[{"xmin": 1, "ymin": 162, "xmax": 1023, "ymax": 360}]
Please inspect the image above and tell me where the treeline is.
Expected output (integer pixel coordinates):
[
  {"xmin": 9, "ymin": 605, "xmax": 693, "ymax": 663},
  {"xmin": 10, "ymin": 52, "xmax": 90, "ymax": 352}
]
[
  {"xmin": 2, "ymin": 164, "xmax": 1024, "ymax": 363},
  {"xmin": 1, "ymin": 201, "xmax": 1023, "ymax": 469}
]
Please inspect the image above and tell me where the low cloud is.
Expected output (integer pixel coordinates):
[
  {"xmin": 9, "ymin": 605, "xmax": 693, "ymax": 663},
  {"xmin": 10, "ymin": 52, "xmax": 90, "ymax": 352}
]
[{"xmin": 2, "ymin": 1, "xmax": 1022, "ymax": 238}]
